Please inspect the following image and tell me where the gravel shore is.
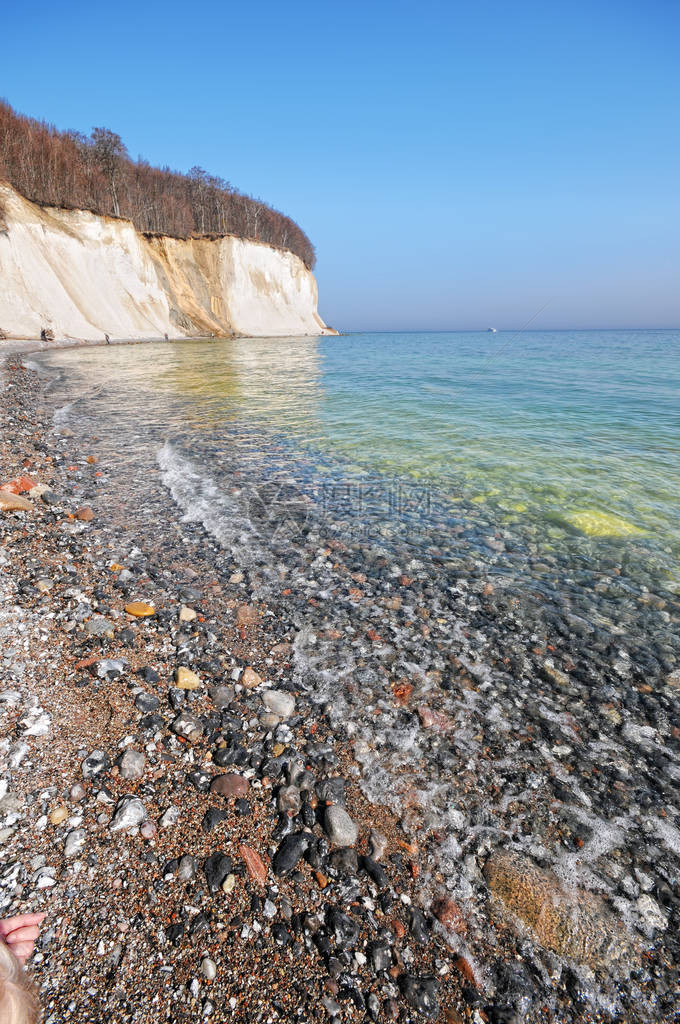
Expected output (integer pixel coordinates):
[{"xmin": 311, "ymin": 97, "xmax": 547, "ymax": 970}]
[{"xmin": 1, "ymin": 352, "xmax": 677, "ymax": 1024}]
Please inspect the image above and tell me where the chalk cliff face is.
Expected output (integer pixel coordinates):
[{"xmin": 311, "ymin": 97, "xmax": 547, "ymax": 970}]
[{"xmin": 0, "ymin": 184, "xmax": 333, "ymax": 340}]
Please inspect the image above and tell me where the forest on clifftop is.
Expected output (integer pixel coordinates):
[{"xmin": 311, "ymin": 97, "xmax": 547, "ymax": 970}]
[{"xmin": 0, "ymin": 100, "xmax": 315, "ymax": 269}]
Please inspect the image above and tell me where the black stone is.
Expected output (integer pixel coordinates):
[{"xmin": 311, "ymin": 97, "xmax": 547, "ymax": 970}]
[
  {"xmin": 305, "ymin": 838, "xmax": 325, "ymax": 870},
  {"xmin": 300, "ymin": 800, "xmax": 316, "ymax": 828},
  {"xmin": 273, "ymin": 813, "xmax": 295, "ymax": 840},
  {"xmin": 316, "ymin": 777, "xmax": 346, "ymax": 806},
  {"xmin": 213, "ymin": 746, "xmax": 237, "ymax": 767},
  {"xmin": 135, "ymin": 692, "xmax": 160, "ymax": 713},
  {"xmin": 399, "ymin": 975, "xmax": 440, "ymax": 1018},
  {"xmin": 168, "ymin": 688, "xmax": 185, "ymax": 711},
  {"xmin": 186, "ymin": 770, "xmax": 211, "ymax": 793},
  {"xmin": 367, "ymin": 939, "xmax": 392, "ymax": 972},
  {"xmin": 273, "ymin": 833, "xmax": 310, "ymax": 876},
  {"xmin": 272, "ymin": 923, "xmax": 292, "ymax": 946},
  {"xmin": 202, "ymin": 808, "xmax": 228, "ymax": 833},
  {"xmin": 138, "ymin": 713, "xmax": 164, "ymax": 734},
  {"xmin": 190, "ymin": 912, "xmax": 210, "ymax": 938},
  {"xmin": 330, "ymin": 847, "xmax": 359, "ymax": 876},
  {"xmin": 408, "ymin": 908, "xmax": 430, "ymax": 945},
  {"xmin": 166, "ymin": 922, "xmax": 185, "ymax": 945},
  {"xmin": 203, "ymin": 852, "xmax": 233, "ymax": 892},
  {"xmin": 327, "ymin": 908, "xmax": 359, "ymax": 951},
  {"xmin": 366, "ymin": 992, "xmax": 381, "ymax": 1021},
  {"xmin": 232, "ymin": 746, "xmax": 250, "ymax": 767},
  {"xmin": 262, "ymin": 757, "xmax": 285, "ymax": 779},
  {"xmin": 161, "ymin": 858, "xmax": 179, "ymax": 879},
  {"xmin": 361, "ymin": 856, "xmax": 389, "ymax": 889}
]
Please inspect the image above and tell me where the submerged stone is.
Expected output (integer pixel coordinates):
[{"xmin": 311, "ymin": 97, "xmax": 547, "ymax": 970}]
[
  {"xmin": 262, "ymin": 689, "xmax": 295, "ymax": 718},
  {"xmin": 557, "ymin": 509, "xmax": 643, "ymax": 538},
  {"xmin": 484, "ymin": 850, "xmax": 638, "ymax": 970},
  {"xmin": 399, "ymin": 974, "xmax": 440, "ymax": 1017}
]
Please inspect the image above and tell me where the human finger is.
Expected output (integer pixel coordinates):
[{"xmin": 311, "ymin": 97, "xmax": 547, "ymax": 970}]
[
  {"xmin": 5, "ymin": 925, "xmax": 42, "ymax": 944},
  {"xmin": 0, "ymin": 913, "xmax": 46, "ymax": 935},
  {"xmin": 5, "ymin": 941, "xmax": 34, "ymax": 964}
]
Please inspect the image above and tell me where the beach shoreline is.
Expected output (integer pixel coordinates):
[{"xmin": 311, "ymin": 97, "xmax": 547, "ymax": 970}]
[
  {"xmin": 0, "ymin": 356, "xmax": 472, "ymax": 1023},
  {"xmin": 1, "ymin": 353, "xmax": 678, "ymax": 1024}
]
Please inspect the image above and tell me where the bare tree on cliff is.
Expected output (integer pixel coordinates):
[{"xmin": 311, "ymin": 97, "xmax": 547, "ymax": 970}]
[
  {"xmin": 188, "ymin": 166, "xmax": 209, "ymax": 233},
  {"xmin": 0, "ymin": 100, "xmax": 316, "ymax": 267},
  {"xmin": 91, "ymin": 127, "xmax": 127, "ymax": 218}
]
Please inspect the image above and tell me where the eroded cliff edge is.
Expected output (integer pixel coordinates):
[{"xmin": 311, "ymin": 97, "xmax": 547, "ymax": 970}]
[{"xmin": 0, "ymin": 184, "xmax": 334, "ymax": 340}]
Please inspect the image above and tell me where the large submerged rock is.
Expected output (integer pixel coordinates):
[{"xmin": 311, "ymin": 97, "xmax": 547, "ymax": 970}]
[{"xmin": 484, "ymin": 850, "xmax": 639, "ymax": 971}]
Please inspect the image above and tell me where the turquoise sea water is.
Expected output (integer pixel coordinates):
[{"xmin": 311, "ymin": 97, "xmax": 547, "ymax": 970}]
[
  {"xmin": 305, "ymin": 329, "xmax": 680, "ymax": 551},
  {"xmin": 42, "ymin": 328, "xmax": 680, "ymax": 570}
]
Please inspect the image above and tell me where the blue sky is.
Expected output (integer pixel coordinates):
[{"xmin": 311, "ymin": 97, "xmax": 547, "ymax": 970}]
[{"xmin": 3, "ymin": 0, "xmax": 679, "ymax": 330}]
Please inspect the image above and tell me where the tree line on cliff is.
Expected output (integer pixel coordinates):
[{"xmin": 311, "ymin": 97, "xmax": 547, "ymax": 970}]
[{"xmin": 0, "ymin": 100, "xmax": 315, "ymax": 269}]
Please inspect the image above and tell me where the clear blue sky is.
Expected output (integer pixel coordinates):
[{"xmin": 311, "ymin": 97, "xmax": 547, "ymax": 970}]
[{"xmin": 3, "ymin": 0, "xmax": 679, "ymax": 330}]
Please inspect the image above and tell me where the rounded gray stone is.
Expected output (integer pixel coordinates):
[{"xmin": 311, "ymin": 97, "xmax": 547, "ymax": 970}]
[
  {"xmin": 262, "ymin": 689, "xmax": 295, "ymax": 718},
  {"xmin": 324, "ymin": 805, "xmax": 359, "ymax": 847},
  {"xmin": 118, "ymin": 749, "xmax": 146, "ymax": 780},
  {"xmin": 110, "ymin": 795, "xmax": 146, "ymax": 832},
  {"xmin": 64, "ymin": 828, "xmax": 86, "ymax": 858}
]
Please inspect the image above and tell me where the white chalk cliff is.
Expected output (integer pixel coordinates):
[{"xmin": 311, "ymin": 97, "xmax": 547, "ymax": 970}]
[{"xmin": 0, "ymin": 183, "xmax": 334, "ymax": 340}]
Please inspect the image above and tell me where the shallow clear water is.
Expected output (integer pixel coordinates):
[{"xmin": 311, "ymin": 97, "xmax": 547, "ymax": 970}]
[{"xmin": 41, "ymin": 329, "xmax": 680, "ymax": 563}]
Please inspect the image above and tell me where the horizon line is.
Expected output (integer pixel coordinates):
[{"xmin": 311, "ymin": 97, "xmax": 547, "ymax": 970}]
[{"xmin": 336, "ymin": 326, "xmax": 680, "ymax": 335}]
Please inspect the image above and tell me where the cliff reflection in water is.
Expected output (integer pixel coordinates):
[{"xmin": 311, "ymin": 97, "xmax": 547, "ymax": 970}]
[
  {"xmin": 48, "ymin": 335, "xmax": 325, "ymax": 438},
  {"xmin": 151, "ymin": 335, "xmax": 324, "ymax": 436}
]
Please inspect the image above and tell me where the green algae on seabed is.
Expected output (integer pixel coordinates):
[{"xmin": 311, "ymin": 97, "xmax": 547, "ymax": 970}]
[{"xmin": 554, "ymin": 509, "xmax": 644, "ymax": 538}]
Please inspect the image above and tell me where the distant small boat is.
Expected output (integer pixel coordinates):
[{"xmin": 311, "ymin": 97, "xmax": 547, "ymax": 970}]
[{"xmin": 487, "ymin": 327, "xmax": 497, "ymax": 333}]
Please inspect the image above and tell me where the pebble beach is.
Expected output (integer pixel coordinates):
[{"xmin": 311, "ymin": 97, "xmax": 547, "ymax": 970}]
[{"xmin": 1, "ymin": 344, "xmax": 679, "ymax": 1024}]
